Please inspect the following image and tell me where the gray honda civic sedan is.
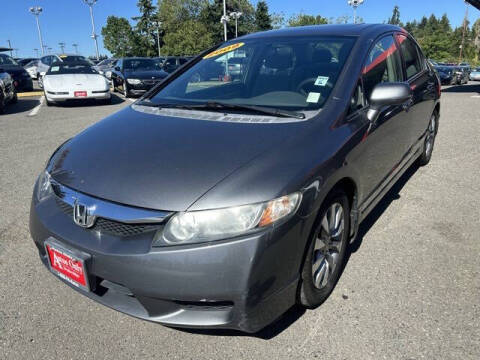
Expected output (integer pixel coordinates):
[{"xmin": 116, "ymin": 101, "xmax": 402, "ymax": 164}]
[{"xmin": 30, "ymin": 24, "xmax": 440, "ymax": 333}]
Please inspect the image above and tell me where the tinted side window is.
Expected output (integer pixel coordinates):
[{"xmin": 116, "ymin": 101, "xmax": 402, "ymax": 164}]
[
  {"xmin": 396, "ymin": 34, "xmax": 422, "ymax": 79},
  {"xmin": 363, "ymin": 35, "xmax": 403, "ymax": 100}
]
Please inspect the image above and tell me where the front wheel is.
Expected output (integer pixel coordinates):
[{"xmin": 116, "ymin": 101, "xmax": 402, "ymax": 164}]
[
  {"xmin": 417, "ymin": 112, "xmax": 438, "ymax": 166},
  {"xmin": 123, "ymin": 82, "xmax": 130, "ymax": 98},
  {"xmin": 298, "ymin": 189, "xmax": 350, "ymax": 308}
]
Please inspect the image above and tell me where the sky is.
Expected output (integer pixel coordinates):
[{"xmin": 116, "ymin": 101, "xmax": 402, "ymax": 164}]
[{"xmin": 1, "ymin": 0, "xmax": 479, "ymax": 58}]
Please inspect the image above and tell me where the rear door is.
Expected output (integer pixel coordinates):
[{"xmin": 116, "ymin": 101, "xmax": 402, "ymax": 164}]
[{"xmin": 395, "ymin": 33, "xmax": 434, "ymax": 148}]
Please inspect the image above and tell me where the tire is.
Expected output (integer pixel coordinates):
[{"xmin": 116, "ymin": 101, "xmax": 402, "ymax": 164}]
[
  {"xmin": 417, "ymin": 111, "xmax": 438, "ymax": 166},
  {"xmin": 100, "ymin": 97, "xmax": 111, "ymax": 105},
  {"xmin": 10, "ymin": 91, "xmax": 18, "ymax": 104},
  {"xmin": 0, "ymin": 93, "xmax": 5, "ymax": 114},
  {"xmin": 299, "ymin": 189, "xmax": 350, "ymax": 308}
]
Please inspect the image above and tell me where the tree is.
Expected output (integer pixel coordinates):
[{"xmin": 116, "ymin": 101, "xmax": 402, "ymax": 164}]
[
  {"xmin": 288, "ymin": 14, "xmax": 328, "ymax": 27},
  {"xmin": 388, "ymin": 5, "xmax": 401, "ymax": 26},
  {"xmin": 255, "ymin": 1, "xmax": 271, "ymax": 31},
  {"xmin": 101, "ymin": 16, "xmax": 135, "ymax": 57},
  {"xmin": 161, "ymin": 20, "xmax": 213, "ymax": 55},
  {"xmin": 132, "ymin": 0, "xmax": 158, "ymax": 56}
]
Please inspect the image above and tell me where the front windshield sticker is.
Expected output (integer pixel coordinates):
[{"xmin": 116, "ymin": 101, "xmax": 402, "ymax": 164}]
[
  {"xmin": 203, "ymin": 43, "xmax": 245, "ymax": 59},
  {"xmin": 306, "ymin": 92, "xmax": 321, "ymax": 103},
  {"xmin": 50, "ymin": 66, "xmax": 59, "ymax": 72},
  {"xmin": 314, "ymin": 76, "xmax": 329, "ymax": 86}
]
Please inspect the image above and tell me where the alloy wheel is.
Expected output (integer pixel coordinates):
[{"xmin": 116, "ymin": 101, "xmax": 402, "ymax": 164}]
[
  {"xmin": 312, "ymin": 202, "xmax": 345, "ymax": 289},
  {"xmin": 425, "ymin": 115, "xmax": 436, "ymax": 158}
]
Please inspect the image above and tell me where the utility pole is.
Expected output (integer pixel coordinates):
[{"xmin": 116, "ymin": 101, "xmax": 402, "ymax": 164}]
[
  {"xmin": 72, "ymin": 43, "xmax": 79, "ymax": 54},
  {"xmin": 229, "ymin": 12, "xmax": 242, "ymax": 38},
  {"xmin": 459, "ymin": 1, "xmax": 469, "ymax": 63},
  {"xmin": 29, "ymin": 6, "xmax": 45, "ymax": 55},
  {"xmin": 82, "ymin": 0, "xmax": 100, "ymax": 60},
  {"xmin": 59, "ymin": 42, "xmax": 66, "ymax": 54},
  {"xmin": 348, "ymin": 0, "xmax": 364, "ymax": 24},
  {"xmin": 7, "ymin": 40, "xmax": 13, "ymax": 57},
  {"xmin": 220, "ymin": 0, "xmax": 229, "ymax": 42}
]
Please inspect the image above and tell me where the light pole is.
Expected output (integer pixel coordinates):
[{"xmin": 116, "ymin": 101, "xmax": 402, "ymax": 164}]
[
  {"xmin": 220, "ymin": 0, "xmax": 229, "ymax": 42},
  {"xmin": 153, "ymin": 21, "xmax": 162, "ymax": 57},
  {"xmin": 229, "ymin": 12, "xmax": 242, "ymax": 38},
  {"xmin": 59, "ymin": 42, "xmax": 66, "ymax": 53},
  {"xmin": 347, "ymin": 0, "xmax": 364, "ymax": 24},
  {"xmin": 47, "ymin": 47, "xmax": 52, "ymax": 54},
  {"xmin": 72, "ymin": 43, "xmax": 79, "ymax": 54},
  {"xmin": 29, "ymin": 6, "xmax": 45, "ymax": 55},
  {"xmin": 82, "ymin": 0, "xmax": 100, "ymax": 60},
  {"xmin": 459, "ymin": 1, "xmax": 469, "ymax": 63},
  {"xmin": 7, "ymin": 40, "xmax": 13, "ymax": 57}
]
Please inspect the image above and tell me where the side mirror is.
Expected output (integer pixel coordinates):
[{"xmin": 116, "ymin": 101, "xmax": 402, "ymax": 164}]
[
  {"xmin": 367, "ymin": 82, "xmax": 412, "ymax": 122},
  {"xmin": 114, "ymin": 66, "xmax": 120, "ymax": 71}
]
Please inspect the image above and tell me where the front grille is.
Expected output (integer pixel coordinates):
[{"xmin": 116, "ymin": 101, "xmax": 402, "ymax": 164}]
[{"xmin": 55, "ymin": 197, "xmax": 161, "ymax": 237}]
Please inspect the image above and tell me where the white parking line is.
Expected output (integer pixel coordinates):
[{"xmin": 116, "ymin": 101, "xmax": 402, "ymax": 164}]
[
  {"xmin": 28, "ymin": 96, "xmax": 44, "ymax": 117},
  {"xmin": 471, "ymin": 95, "xmax": 480, "ymax": 98},
  {"xmin": 128, "ymin": 98, "xmax": 135, "ymax": 103}
]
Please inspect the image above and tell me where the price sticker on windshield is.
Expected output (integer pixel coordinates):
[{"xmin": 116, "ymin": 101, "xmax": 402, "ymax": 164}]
[
  {"xmin": 306, "ymin": 92, "xmax": 321, "ymax": 103},
  {"xmin": 203, "ymin": 43, "xmax": 245, "ymax": 59}
]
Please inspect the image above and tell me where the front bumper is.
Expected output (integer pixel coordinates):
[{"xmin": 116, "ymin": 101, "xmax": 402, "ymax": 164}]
[
  {"xmin": 470, "ymin": 74, "xmax": 480, "ymax": 81},
  {"xmin": 127, "ymin": 79, "xmax": 164, "ymax": 94},
  {"xmin": 29, "ymin": 191, "xmax": 311, "ymax": 333},
  {"xmin": 46, "ymin": 90, "xmax": 110, "ymax": 102}
]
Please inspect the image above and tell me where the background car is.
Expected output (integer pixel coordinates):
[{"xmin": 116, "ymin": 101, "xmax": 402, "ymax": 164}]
[
  {"xmin": 0, "ymin": 70, "xmax": 17, "ymax": 113},
  {"xmin": 434, "ymin": 65, "xmax": 455, "ymax": 85},
  {"xmin": 454, "ymin": 66, "xmax": 469, "ymax": 84},
  {"xmin": 43, "ymin": 61, "xmax": 111, "ymax": 106},
  {"xmin": 111, "ymin": 57, "xmax": 168, "ymax": 97},
  {"xmin": 17, "ymin": 58, "xmax": 38, "ymax": 67},
  {"xmin": 469, "ymin": 67, "xmax": 480, "ymax": 81},
  {"xmin": 93, "ymin": 58, "xmax": 117, "ymax": 77},
  {"xmin": 160, "ymin": 56, "xmax": 189, "ymax": 73},
  {"xmin": 0, "ymin": 53, "xmax": 33, "ymax": 92},
  {"xmin": 24, "ymin": 59, "xmax": 40, "ymax": 79}
]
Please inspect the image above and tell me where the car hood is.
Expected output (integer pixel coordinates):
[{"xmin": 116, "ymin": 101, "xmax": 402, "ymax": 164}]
[
  {"xmin": 124, "ymin": 69, "xmax": 168, "ymax": 79},
  {"xmin": 44, "ymin": 74, "xmax": 107, "ymax": 91},
  {"xmin": 48, "ymin": 106, "xmax": 299, "ymax": 211}
]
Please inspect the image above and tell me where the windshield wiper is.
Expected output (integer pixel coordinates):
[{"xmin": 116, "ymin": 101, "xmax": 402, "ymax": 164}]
[{"xmin": 136, "ymin": 100, "xmax": 305, "ymax": 119}]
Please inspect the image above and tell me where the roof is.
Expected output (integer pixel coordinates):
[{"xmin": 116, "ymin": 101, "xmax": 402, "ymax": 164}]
[
  {"xmin": 466, "ymin": 0, "xmax": 480, "ymax": 10},
  {"xmin": 239, "ymin": 23, "xmax": 402, "ymax": 40}
]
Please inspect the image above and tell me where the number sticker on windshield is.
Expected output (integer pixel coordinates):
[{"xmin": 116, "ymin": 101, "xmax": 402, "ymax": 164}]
[
  {"xmin": 314, "ymin": 76, "xmax": 329, "ymax": 87},
  {"xmin": 203, "ymin": 43, "xmax": 245, "ymax": 59},
  {"xmin": 306, "ymin": 92, "xmax": 321, "ymax": 103}
]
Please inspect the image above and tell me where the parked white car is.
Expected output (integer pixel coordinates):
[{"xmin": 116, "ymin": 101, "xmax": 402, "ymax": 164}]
[
  {"xmin": 37, "ymin": 54, "xmax": 90, "ymax": 78},
  {"xmin": 43, "ymin": 61, "xmax": 111, "ymax": 106}
]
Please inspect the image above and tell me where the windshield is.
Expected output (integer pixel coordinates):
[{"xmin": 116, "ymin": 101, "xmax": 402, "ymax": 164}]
[
  {"xmin": 124, "ymin": 58, "xmax": 159, "ymax": 71},
  {"xmin": 97, "ymin": 59, "xmax": 115, "ymax": 67},
  {"xmin": 59, "ymin": 55, "xmax": 86, "ymax": 62},
  {"xmin": 47, "ymin": 63, "xmax": 98, "ymax": 75},
  {"xmin": 148, "ymin": 36, "xmax": 356, "ymax": 111},
  {"xmin": 0, "ymin": 54, "xmax": 19, "ymax": 65}
]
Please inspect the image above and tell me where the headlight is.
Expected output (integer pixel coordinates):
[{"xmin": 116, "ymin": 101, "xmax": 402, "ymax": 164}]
[
  {"xmin": 35, "ymin": 170, "xmax": 52, "ymax": 203},
  {"xmin": 159, "ymin": 192, "xmax": 302, "ymax": 246},
  {"xmin": 127, "ymin": 78, "xmax": 141, "ymax": 85}
]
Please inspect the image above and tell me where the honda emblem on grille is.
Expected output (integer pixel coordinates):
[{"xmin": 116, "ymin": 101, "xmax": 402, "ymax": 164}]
[{"xmin": 73, "ymin": 200, "xmax": 96, "ymax": 228}]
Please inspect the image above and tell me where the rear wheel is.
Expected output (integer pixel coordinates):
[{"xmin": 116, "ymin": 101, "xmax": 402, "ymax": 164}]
[
  {"xmin": 418, "ymin": 112, "xmax": 438, "ymax": 166},
  {"xmin": 299, "ymin": 189, "xmax": 350, "ymax": 308}
]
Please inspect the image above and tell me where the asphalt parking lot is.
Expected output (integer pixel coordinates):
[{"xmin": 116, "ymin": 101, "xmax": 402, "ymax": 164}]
[{"xmin": 1, "ymin": 84, "xmax": 479, "ymax": 359}]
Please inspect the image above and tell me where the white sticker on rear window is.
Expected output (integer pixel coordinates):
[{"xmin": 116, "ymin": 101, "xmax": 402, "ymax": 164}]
[
  {"xmin": 50, "ymin": 66, "xmax": 59, "ymax": 72},
  {"xmin": 306, "ymin": 92, "xmax": 321, "ymax": 103},
  {"xmin": 314, "ymin": 76, "xmax": 329, "ymax": 86}
]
